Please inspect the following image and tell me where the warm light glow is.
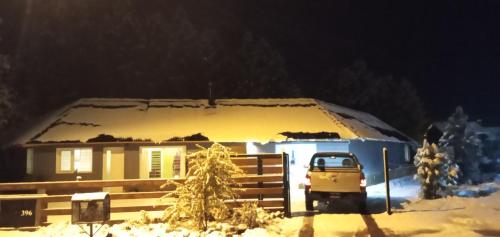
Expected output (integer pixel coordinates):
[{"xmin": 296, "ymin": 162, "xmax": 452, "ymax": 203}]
[
  {"xmin": 26, "ymin": 148, "xmax": 34, "ymax": 174},
  {"xmin": 60, "ymin": 150, "xmax": 72, "ymax": 172},
  {"xmin": 106, "ymin": 150, "xmax": 111, "ymax": 176},
  {"xmin": 360, "ymin": 172, "xmax": 367, "ymax": 187},
  {"xmin": 74, "ymin": 148, "xmax": 92, "ymax": 172}
]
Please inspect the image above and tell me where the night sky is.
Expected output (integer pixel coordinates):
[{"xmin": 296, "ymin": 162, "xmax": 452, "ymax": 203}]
[
  {"xmin": 239, "ymin": 1, "xmax": 500, "ymax": 125},
  {"xmin": 1, "ymin": 0, "xmax": 499, "ymax": 126}
]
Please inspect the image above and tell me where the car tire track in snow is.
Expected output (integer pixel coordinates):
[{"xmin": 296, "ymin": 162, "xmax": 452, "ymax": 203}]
[
  {"xmin": 361, "ymin": 214, "xmax": 385, "ymax": 237},
  {"xmin": 298, "ymin": 212, "xmax": 314, "ymax": 237}
]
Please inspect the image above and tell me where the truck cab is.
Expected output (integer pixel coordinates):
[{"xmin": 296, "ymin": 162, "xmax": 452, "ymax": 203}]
[{"xmin": 304, "ymin": 152, "xmax": 367, "ymax": 212}]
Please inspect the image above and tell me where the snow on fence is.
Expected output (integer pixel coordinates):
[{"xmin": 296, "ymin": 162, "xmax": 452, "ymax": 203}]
[{"xmin": 0, "ymin": 153, "xmax": 291, "ymax": 226}]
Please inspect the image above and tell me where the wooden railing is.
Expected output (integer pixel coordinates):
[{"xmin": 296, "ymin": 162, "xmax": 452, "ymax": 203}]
[{"xmin": 0, "ymin": 153, "xmax": 291, "ymax": 226}]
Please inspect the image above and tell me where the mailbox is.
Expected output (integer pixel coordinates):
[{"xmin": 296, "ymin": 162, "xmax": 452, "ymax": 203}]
[{"xmin": 71, "ymin": 192, "xmax": 110, "ymax": 224}]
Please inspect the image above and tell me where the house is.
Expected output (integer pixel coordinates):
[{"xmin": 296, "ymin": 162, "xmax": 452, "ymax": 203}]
[{"xmin": 10, "ymin": 98, "xmax": 415, "ymax": 190}]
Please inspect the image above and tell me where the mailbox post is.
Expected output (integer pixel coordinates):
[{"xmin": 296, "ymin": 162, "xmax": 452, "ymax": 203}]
[{"xmin": 71, "ymin": 192, "xmax": 110, "ymax": 237}]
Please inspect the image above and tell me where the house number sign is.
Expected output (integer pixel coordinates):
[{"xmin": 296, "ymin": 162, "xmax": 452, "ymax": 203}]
[{"xmin": 0, "ymin": 199, "xmax": 37, "ymax": 227}]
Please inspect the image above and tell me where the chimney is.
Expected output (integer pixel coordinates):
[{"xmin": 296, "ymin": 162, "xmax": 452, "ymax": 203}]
[{"xmin": 208, "ymin": 81, "xmax": 216, "ymax": 106}]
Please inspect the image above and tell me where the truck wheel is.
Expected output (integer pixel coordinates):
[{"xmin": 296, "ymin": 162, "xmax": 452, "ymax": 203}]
[
  {"xmin": 358, "ymin": 194, "xmax": 367, "ymax": 214},
  {"xmin": 305, "ymin": 196, "xmax": 314, "ymax": 211}
]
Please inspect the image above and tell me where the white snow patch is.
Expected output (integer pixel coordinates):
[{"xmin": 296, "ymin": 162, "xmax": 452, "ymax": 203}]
[
  {"xmin": 366, "ymin": 175, "xmax": 420, "ymax": 198},
  {"xmin": 6, "ymin": 177, "xmax": 500, "ymax": 237}
]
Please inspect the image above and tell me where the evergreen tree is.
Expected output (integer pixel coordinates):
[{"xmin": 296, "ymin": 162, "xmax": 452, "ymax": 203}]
[
  {"xmin": 414, "ymin": 139, "xmax": 459, "ymax": 199},
  {"xmin": 439, "ymin": 107, "xmax": 482, "ymax": 184},
  {"xmin": 0, "ymin": 57, "xmax": 12, "ymax": 130},
  {"xmin": 316, "ymin": 61, "xmax": 426, "ymax": 139},
  {"xmin": 0, "ymin": 18, "xmax": 12, "ymax": 130},
  {"xmin": 230, "ymin": 32, "xmax": 300, "ymax": 98},
  {"xmin": 160, "ymin": 143, "xmax": 244, "ymax": 231}
]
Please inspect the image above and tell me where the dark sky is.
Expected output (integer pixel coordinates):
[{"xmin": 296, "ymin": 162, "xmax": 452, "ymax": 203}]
[
  {"xmin": 1, "ymin": 0, "xmax": 500, "ymax": 125},
  {"xmin": 236, "ymin": 1, "xmax": 500, "ymax": 125}
]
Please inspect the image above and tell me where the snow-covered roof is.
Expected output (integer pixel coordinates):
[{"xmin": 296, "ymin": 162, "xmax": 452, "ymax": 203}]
[{"xmin": 13, "ymin": 98, "xmax": 413, "ymax": 145}]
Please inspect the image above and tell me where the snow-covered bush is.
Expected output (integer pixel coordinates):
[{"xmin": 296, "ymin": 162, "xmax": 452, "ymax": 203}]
[
  {"xmin": 160, "ymin": 143, "xmax": 244, "ymax": 231},
  {"xmin": 126, "ymin": 210, "xmax": 156, "ymax": 226},
  {"xmin": 232, "ymin": 201, "xmax": 283, "ymax": 230},
  {"xmin": 232, "ymin": 201, "xmax": 259, "ymax": 228},
  {"xmin": 439, "ymin": 106, "xmax": 482, "ymax": 184},
  {"xmin": 414, "ymin": 139, "xmax": 459, "ymax": 199}
]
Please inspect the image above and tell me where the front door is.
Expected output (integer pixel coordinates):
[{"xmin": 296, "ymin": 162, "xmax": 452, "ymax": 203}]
[{"xmin": 102, "ymin": 147, "xmax": 125, "ymax": 193}]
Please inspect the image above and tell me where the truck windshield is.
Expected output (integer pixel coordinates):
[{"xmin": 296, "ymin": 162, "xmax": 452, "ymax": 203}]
[{"xmin": 311, "ymin": 155, "xmax": 356, "ymax": 171}]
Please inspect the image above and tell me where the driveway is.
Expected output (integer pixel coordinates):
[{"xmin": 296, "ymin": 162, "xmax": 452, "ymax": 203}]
[{"xmin": 287, "ymin": 196, "xmax": 410, "ymax": 237}]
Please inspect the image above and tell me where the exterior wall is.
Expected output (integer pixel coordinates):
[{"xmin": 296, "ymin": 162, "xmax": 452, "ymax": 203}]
[
  {"xmin": 32, "ymin": 145, "xmax": 103, "ymax": 181},
  {"xmin": 124, "ymin": 144, "xmax": 140, "ymax": 179},
  {"xmin": 27, "ymin": 140, "xmax": 409, "ymax": 185},
  {"xmin": 28, "ymin": 141, "xmax": 246, "ymax": 182},
  {"xmin": 348, "ymin": 139, "xmax": 409, "ymax": 185},
  {"xmin": 251, "ymin": 139, "xmax": 410, "ymax": 185}
]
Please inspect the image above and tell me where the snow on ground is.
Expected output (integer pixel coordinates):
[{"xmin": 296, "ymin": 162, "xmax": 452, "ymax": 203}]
[{"xmin": 2, "ymin": 175, "xmax": 500, "ymax": 236}]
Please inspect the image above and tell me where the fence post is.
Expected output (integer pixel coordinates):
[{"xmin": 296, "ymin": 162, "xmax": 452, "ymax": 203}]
[
  {"xmin": 36, "ymin": 197, "xmax": 48, "ymax": 226},
  {"xmin": 383, "ymin": 147, "xmax": 392, "ymax": 215},
  {"xmin": 282, "ymin": 152, "xmax": 291, "ymax": 218},
  {"xmin": 257, "ymin": 155, "xmax": 264, "ymax": 200}
]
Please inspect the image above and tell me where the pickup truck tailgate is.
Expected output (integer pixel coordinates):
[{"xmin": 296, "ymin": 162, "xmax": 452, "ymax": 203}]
[{"xmin": 310, "ymin": 169, "xmax": 361, "ymax": 193}]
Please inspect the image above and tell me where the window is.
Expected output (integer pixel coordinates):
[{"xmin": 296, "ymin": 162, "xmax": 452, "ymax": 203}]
[
  {"xmin": 26, "ymin": 148, "xmax": 34, "ymax": 174},
  {"xmin": 75, "ymin": 149, "xmax": 93, "ymax": 172},
  {"xmin": 60, "ymin": 150, "xmax": 72, "ymax": 172},
  {"xmin": 56, "ymin": 148, "xmax": 93, "ymax": 173},
  {"xmin": 140, "ymin": 146, "xmax": 186, "ymax": 179},
  {"xmin": 404, "ymin": 144, "xmax": 411, "ymax": 162},
  {"xmin": 149, "ymin": 150, "xmax": 162, "ymax": 178},
  {"xmin": 311, "ymin": 155, "xmax": 357, "ymax": 171}
]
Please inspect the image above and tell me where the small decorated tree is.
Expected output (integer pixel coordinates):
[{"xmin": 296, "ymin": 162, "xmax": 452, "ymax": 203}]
[
  {"xmin": 161, "ymin": 143, "xmax": 244, "ymax": 231},
  {"xmin": 414, "ymin": 139, "xmax": 459, "ymax": 199}
]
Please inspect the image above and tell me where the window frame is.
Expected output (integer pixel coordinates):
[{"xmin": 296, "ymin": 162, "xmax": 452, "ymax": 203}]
[{"xmin": 56, "ymin": 148, "xmax": 93, "ymax": 174}]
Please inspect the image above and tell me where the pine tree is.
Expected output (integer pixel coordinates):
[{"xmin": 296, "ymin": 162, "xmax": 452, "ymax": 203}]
[
  {"xmin": 439, "ymin": 106, "xmax": 481, "ymax": 184},
  {"xmin": 233, "ymin": 32, "xmax": 300, "ymax": 98},
  {"xmin": 414, "ymin": 139, "xmax": 459, "ymax": 199},
  {"xmin": 316, "ymin": 61, "xmax": 426, "ymax": 139},
  {"xmin": 0, "ymin": 18, "xmax": 12, "ymax": 130},
  {"xmin": 160, "ymin": 143, "xmax": 244, "ymax": 231}
]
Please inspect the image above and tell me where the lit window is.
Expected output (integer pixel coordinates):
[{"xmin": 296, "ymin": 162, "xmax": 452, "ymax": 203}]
[
  {"xmin": 75, "ymin": 149, "xmax": 93, "ymax": 172},
  {"xmin": 26, "ymin": 148, "xmax": 34, "ymax": 174},
  {"xmin": 404, "ymin": 144, "xmax": 410, "ymax": 162},
  {"xmin": 60, "ymin": 150, "xmax": 72, "ymax": 172},
  {"xmin": 56, "ymin": 148, "xmax": 93, "ymax": 173}
]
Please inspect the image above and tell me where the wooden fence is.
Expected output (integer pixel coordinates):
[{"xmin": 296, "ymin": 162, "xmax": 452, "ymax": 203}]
[{"xmin": 0, "ymin": 153, "xmax": 290, "ymax": 226}]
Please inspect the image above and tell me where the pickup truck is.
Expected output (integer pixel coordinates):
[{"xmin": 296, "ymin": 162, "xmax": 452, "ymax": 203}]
[{"xmin": 304, "ymin": 152, "xmax": 367, "ymax": 212}]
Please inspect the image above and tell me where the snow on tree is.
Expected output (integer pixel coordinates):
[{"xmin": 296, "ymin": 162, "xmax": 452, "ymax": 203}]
[
  {"xmin": 414, "ymin": 139, "xmax": 459, "ymax": 199},
  {"xmin": 160, "ymin": 143, "xmax": 244, "ymax": 231},
  {"xmin": 439, "ymin": 106, "xmax": 482, "ymax": 184}
]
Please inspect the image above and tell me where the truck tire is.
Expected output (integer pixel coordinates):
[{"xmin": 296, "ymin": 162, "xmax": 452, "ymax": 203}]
[
  {"xmin": 358, "ymin": 193, "xmax": 367, "ymax": 214},
  {"xmin": 305, "ymin": 195, "xmax": 314, "ymax": 211}
]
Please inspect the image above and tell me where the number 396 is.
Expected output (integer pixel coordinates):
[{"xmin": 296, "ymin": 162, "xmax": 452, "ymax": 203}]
[{"xmin": 21, "ymin": 210, "xmax": 33, "ymax": 216}]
